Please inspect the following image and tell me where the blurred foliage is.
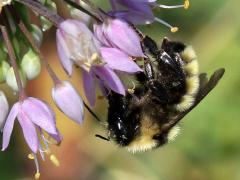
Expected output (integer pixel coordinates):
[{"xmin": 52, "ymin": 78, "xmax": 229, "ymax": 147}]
[{"xmin": 1, "ymin": 0, "xmax": 240, "ymax": 179}]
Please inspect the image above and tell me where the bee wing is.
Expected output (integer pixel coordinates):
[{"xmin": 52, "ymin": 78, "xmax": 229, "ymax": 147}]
[{"xmin": 162, "ymin": 68, "xmax": 225, "ymax": 131}]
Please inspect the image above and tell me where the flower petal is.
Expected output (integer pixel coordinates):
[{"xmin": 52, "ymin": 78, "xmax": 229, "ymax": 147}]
[
  {"xmin": 22, "ymin": 98, "xmax": 57, "ymax": 135},
  {"xmin": 56, "ymin": 29, "xmax": 73, "ymax": 76},
  {"xmin": 18, "ymin": 110, "xmax": 39, "ymax": 153},
  {"xmin": 93, "ymin": 66, "xmax": 125, "ymax": 95},
  {"xmin": 0, "ymin": 91, "xmax": 9, "ymax": 131},
  {"xmin": 82, "ymin": 70, "xmax": 96, "ymax": 106},
  {"xmin": 49, "ymin": 129, "xmax": 63, "ymax": 145},
  {"xmin": 52, "ymin": 81, "xmax": 84, "ymax": 124},
  {"xmin": 101, "ymin": 47, "xmax": 142, "ymax": 73},
  {"xmin": 103, "ymin": 19, "xmax": 144, "ymax": 57},
  {"xmin": 93, "ymin": 24, "xmax": 111, "ymax": 47},
  {"xmin": 2, "ymin": 103, "xmax": 19, "ymax": 151}
]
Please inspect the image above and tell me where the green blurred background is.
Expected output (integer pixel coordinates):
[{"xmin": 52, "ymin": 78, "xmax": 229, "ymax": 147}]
[{"xmin": 1, "ymin": 0, "xmax": 240, "ymax": 179}]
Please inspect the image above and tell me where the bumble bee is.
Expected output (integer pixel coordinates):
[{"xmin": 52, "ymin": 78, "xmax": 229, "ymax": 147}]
[{"xmin": 95, "ymin": 35, "xmax": 224, "ymax": 153}]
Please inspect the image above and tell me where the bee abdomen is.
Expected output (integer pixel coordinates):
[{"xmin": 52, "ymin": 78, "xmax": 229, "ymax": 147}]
[{"xmin": 174, "ymin": 46, "xmax": 200, "ymax": 112}]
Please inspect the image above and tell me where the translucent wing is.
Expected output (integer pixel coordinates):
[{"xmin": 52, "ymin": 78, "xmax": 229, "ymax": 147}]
[{"xmin": 162, "ymin": 68, "xmax": 225, "ymax": 131}]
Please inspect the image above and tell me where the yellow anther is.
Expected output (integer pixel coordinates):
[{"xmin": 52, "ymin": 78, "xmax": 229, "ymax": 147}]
[
  {"xmin": 171, "ymin": 27, "xmax": 179, "ymax": 33},
  {"xmin": 28, "ymin": 154, "xmax": 35, "ymax": 160},
  {"xmin": 50, "ymin": 154, "xmax": 60, "ymax": 167},
  {"xmin": 184, "ymin": 0, "xmax": 190, "ymax": 9},
  {"xmin": 35, "ymin": 172, "xmax": 40, "ymax": 180},
  {"xmin": 90, "ymin": 52, "xmax": 99, "ymax": 62},
  {"xmin": 127, "ymin": 81, "xmax": 136, "ymax": 94},
  {"xmin": 128, "ymin": 89, "xmax": 135, "ymax": 94}
]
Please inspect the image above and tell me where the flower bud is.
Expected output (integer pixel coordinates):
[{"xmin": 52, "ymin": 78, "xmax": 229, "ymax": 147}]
[
  {"xmin": 0, "ymin": 61, "xmax": 10, "ymax": 83},
  {"xmin": 0, "ymin": 41, "xmax": 7, "ymax": 61},
  {"xmin": 6, "ymin": 67, "xmax": 27, "ymax": 91},
  {"xmin": 52, "ymin": 81, "xmax": 84, "ymax": 124},
  {"xmin": 30, "ymin": 24, "xmax": 43, "ymax": 47},
  {"xmin": 0, "ymin": 91, "xmax": 9, "ymax": 131},
  {"xmin": 21, "ymin": 49, "xmax": 41, "ymax": 80},
  {"xmin": 39, "ymin": 1, "xmax": 56, "ymax": 31},
  {"xmin": 12, "ymin": 37, "xmax": 20, "ymax": 55}
]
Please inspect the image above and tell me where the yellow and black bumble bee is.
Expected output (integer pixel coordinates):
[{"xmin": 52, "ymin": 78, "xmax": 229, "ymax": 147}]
[{"xmin": 95, "ymin": 35, "xmax": 224, "ymax": 153}]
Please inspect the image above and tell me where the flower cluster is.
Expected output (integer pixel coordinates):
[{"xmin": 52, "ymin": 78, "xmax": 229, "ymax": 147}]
[{"xmin": 0, "ymin": 0, "xmax": 189, "ymax": 178}]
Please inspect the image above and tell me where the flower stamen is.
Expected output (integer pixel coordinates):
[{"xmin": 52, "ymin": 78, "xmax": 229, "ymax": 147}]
[
  {"xmin": 128, "ymin": 81, "xmax": 136, "ymax": 94},
  {"xmin": 154, "ymin": 17, "xmax": 178, "ymax": 33},
  {"xmin": 50, "ymin": 154, "xmax": 60, "ymax": 167},
  {"xmin": 28, "ymin": 153, "xmax": 35, "ymax": 160},
  {"xmin": 157, "ymin": 0, "xmax": 189, "ymax": 10},
  {"xmin": 33, "ymin": 153, "xmax": 40, "ymax": 180}
]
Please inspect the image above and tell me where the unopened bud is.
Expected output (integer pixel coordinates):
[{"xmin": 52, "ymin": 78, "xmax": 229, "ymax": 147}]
[
  {"xmin": 12, "ymin": 37, "xmax": 20, "ymax": 55},
  {"xmin": 0, "ymin": 91, "xmax": 9, "ymax": 131},
  {"xmin": 21, "ymin": 49, "xmax": 41, "ymax": 80},
  {"xmin": 31, "ymin": 24, "xmax": 43, "ymax": 47},
  {"xmin": 0, "ymin": 42, "xmax": 7, "ymax": 60},
  {"xmin": 52, "ymin": 81, "xmax": 84, "ymax": 124},
  {"xmin": 6, "ymin": 67, "xmax": 27, "ymax": 91},
  {"xmin": 0, "ymin": 61, "xmax": 10, "ymax": 83}
]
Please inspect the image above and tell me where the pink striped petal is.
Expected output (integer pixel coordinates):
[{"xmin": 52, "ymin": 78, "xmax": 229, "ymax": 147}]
[
  {"xmin": 56, "ymin": 29, "xmax": 73, "ymax": 76},
  {"xmin": 22, "ymin": 98, "xmax": 57, "ymax": 135},
  {"xmin": 101, "ymin": 47, "xmax": 142, "ymax": 73},
  {"xmin": 93, "ymin": 66, "xmax": 125, "ymax": 96},
  {"xmin": 18, "ymin": 110, "xmax": 39, "ymax": 153},
  {"xmin": 103, "ymin": 19, "xmax": 144, "ymax": 57}
]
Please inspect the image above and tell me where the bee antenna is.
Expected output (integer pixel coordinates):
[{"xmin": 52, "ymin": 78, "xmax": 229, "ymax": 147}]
[
  {"xmin": 95, "ymin": 134, "xmax": 110, "ymax": 141},
  {"xmin": 83, "ymin": 101, "xmax": 102, "ymax": 122}
]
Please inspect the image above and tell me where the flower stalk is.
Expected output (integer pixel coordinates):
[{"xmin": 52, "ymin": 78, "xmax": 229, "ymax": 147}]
[
  {"xmin": 17, "ymin": 20, "xmax": 61, "ymax": 85},
  {"xmin": 15, "ymin": 0, "xmax": 64, "ymax": 27},
  {"xmin": 0, "ymin": 25, "xmax": 26, "ymax": 99}
]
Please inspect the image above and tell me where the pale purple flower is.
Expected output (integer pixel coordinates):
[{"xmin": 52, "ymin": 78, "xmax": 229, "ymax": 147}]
[
  {"xmin": 2, "ymin": 97, "xmax": 61, "ymax": 153},
  {"xmin": 57, "ymin": 19, "xmax": 103, "ymax": 75},
  {"xmin": 0, "ymin": 91, "xmax": 9, "ymax": 131},
  {"xmin": 52, "ymin": 81, "xmax": 84, "ymax": 124},
  {"xmin": 94, "ymin": 18, "xmax": 144, "ymax": 57},
  {"xmin": 56, "ymin": 19, "xmax": 142, "ymax": 106},
  {"xmin": 109, "ymin": 0, "xmax": 189, "ymax": 31}
]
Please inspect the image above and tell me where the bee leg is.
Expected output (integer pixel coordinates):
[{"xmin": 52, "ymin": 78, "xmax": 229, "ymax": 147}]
[
  {"xmin": 144, "ymin": 57, "xmax": 155, "ymax": 79},
  {"xmin": 142, "ymin": 35, "xmax": 159, "ymax": 56}
]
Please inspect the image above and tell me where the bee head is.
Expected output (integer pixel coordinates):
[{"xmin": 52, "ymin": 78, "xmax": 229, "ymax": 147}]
[{"xmin": 108, "ymin": 117, "xmax": 140, "ymax": 147}]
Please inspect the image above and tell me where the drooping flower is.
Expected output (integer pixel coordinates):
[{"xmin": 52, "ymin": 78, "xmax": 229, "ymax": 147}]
[
  {"xmin": 56, "ymin": 19, "xmax": 142, "ymax": 105},
  {"xmin": 0, "ymin": 91, "xmax": 9, "ymax": 131},
  {"xmin": 2, "ymin": 96, "xmax": 62, "ymax": 178},
  {"xmin": 52, "ymin": 81, "xmax": 84, "ymax": 124},
  {"xmin": 2, "ymin": 97, "xmax": 61, "ymax": 152},
  {"xmin": 109, "ymin": 0, "xmax": 189, "ymax": 32},
  {"xmin": 57, "ymin": 19, "xmax": 103, "ymax": 75}
]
